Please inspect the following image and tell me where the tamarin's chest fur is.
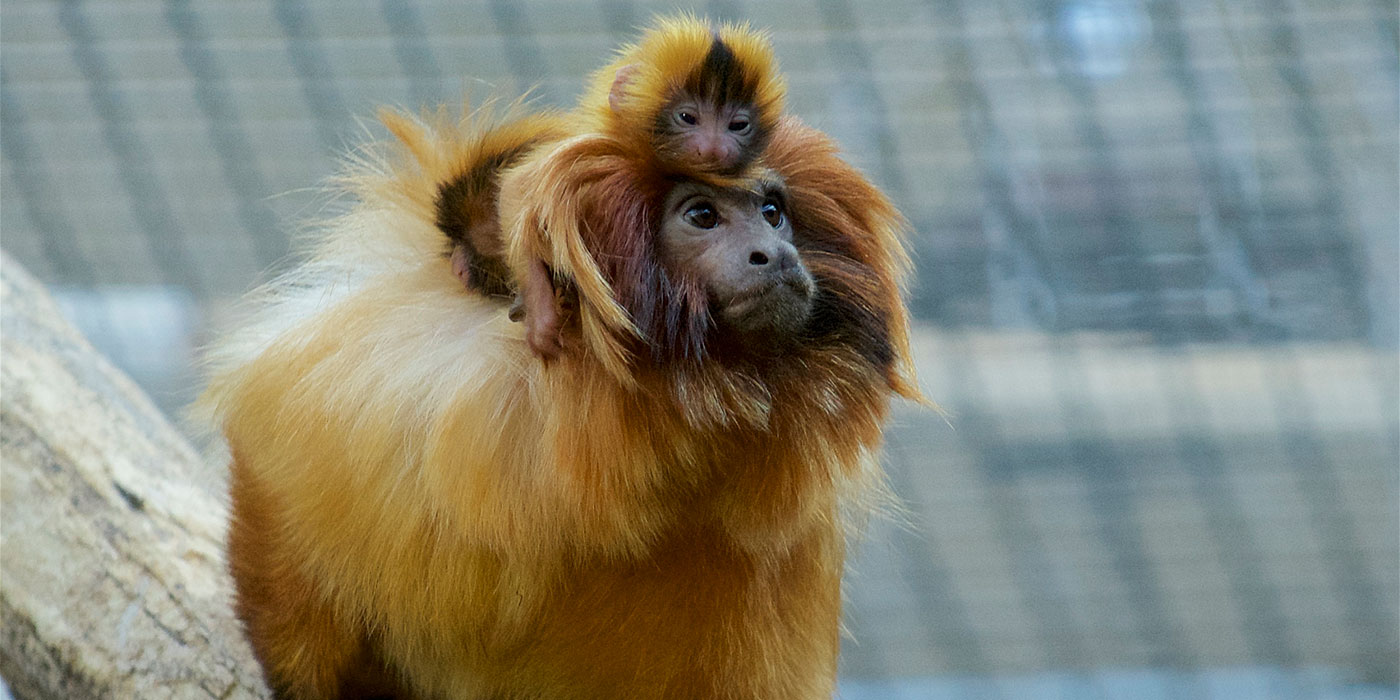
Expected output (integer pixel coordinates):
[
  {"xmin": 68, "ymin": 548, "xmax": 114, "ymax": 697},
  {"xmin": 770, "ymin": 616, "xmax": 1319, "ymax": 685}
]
[
  {"xmin": 214, "ymin": 263, "xmax": 888, "ymax": 698},
  {"xmin": 230, "ymin": 444, "xmax": 846, "ymax": 699}
]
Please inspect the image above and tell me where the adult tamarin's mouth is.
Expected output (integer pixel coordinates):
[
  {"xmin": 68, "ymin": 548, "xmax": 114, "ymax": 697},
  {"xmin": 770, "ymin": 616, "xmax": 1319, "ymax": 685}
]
[{"xmin": 718, "ymin": 271, "xmax": 815, "ymax": 337}]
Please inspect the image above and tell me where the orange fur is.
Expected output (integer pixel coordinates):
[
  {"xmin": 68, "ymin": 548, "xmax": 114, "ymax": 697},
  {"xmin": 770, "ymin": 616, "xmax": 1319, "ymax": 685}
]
[
  {"xmin": 431, "ymin": 16, "xmax": 785, "ymax": 303},
  {"xmin": 201, "ymin": 20, "xmax": 919, "ymax": 700},
  {"xmin": 383, "ymin": 103, "xmax": 571, "ymax": 296},
  {"xmin": 578, "ymin": 14, "xmax": 786, "ymax": 170}
]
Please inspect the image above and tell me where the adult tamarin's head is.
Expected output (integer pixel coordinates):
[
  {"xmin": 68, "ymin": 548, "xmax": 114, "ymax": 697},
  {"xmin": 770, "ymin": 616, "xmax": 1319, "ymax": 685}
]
[
  {"xmin": 501, "ymin": 118, "xmax": 919, "ymax": 406},
  {"xmin": 581, "ymin": 14, "xmax": 787, "ymax": 177}
]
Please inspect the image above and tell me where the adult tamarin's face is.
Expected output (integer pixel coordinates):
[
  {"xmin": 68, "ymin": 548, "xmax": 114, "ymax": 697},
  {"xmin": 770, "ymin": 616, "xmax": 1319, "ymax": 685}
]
[{"xmin": 657, "ymin": 178, "xmax": 815, "ymax": 349}]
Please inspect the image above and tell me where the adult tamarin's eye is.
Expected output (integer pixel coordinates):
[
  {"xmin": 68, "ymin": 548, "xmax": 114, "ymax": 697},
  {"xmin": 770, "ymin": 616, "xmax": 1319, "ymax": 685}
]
[
  {"xmin": 761, "ymin": 200, "xmax": 783, "ymax": 228},
  {"xmin": 676, "ymin": 110, "xmax": 699, "ymax": 126},
  {"xmin": 684, "ymin": 203, "xmax": 719, "ymax": 229}
]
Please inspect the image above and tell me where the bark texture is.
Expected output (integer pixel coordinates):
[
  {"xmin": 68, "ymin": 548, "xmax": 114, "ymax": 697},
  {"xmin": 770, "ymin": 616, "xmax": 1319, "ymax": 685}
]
[{"xmin": 0, "ymin": 254, "xmax": 269, "ymax": 699}]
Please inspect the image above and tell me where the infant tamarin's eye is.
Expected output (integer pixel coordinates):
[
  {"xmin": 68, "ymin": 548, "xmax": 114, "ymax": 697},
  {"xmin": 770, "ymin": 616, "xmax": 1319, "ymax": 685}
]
[
  {"xmin": 728, "ymin": 118, "xmax": 752, "ymax": 134},
  {"xmin": 676, "ymin": 110, "xmax": 699, "ymax": 126},
  {"xmin": 684, "ymin": 203, "xmax": 719, "ymax": 229}
]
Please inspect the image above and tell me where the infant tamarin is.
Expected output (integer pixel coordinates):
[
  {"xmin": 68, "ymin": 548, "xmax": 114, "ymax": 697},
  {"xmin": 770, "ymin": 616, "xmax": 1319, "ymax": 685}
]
[
  {"xmin": 580, "ymin": 14, "xmax": 784, "ymax": 176},
  {"xmin": 435, "ymin": 16, "xmax": 786, "ymax": 355}
]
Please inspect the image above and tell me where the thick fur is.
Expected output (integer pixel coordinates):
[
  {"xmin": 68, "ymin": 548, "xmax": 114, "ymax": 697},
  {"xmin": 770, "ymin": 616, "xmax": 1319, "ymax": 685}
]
[
  {"xmin": 499, "ymin": 115, "xmax": 919, "ymax": 399},
  {"xmin": 201, "ymin": 100, "xmax": 916, "ymax": 700},
  {"xmin": 381, "ymin": 105, "xmax": 570, "ymax": 297},
  {"xmin": 579, "ymin": 14, "xmax": 787, "ymax": 174},
  {"xmin": 431, "ymin": 16, "xmax": 785, "ymax": 304}
]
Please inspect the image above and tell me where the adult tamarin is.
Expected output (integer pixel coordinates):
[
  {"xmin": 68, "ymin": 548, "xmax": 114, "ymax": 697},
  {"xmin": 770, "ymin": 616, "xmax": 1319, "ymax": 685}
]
[
  {"xmin": 202, "ymin": 110, "xmax": 920, "ymax": 698},
  {"xmin": 429, "ymin": 15, "xmax": 786, "ymax": 355},
  {"xmin": 203, "ymin": 31, "xmax": 919, "ymax": 700}
]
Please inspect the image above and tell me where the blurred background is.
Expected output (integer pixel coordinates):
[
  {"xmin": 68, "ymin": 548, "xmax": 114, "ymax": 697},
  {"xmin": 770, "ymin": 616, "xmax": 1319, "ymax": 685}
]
[{"xmin": 1, "ymin": 0, "xmax": 1395, "ymax": 698}]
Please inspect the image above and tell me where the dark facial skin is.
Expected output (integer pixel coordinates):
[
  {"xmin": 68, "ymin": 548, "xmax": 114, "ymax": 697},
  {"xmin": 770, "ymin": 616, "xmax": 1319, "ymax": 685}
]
[{"xmin": 659, "ymin": 180, "xmax": 815, "ymax": 345}]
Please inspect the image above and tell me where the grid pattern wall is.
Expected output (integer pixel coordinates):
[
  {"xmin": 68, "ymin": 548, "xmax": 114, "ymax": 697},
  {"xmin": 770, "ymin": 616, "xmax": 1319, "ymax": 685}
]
[{"xmin": 1, "ymin": 0, "xmax": 1396, "ymax": 696}]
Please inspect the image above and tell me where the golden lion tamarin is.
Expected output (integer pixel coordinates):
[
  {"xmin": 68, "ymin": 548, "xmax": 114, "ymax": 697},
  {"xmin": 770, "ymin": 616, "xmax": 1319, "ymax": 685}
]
[
  {"xmin": 434, "ymin": 15, "xmax": 787, "ymax": 356},
  {"xmin": 578, "ymin": 13, "xmax": 785, "ymax": 176},
  {"xmin": 201, "ymin": 24, "xmax": 919, "ymax": 700},
  {"xmin": 202, "ymin": 111, "xmax": 919, "ymax": 698}
]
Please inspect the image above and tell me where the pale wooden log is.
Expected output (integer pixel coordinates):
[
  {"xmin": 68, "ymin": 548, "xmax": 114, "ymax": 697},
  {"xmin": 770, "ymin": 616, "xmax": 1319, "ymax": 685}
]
[{"xmin": 0, "ymin": 254, "xmax": 269, "ymax": 699}]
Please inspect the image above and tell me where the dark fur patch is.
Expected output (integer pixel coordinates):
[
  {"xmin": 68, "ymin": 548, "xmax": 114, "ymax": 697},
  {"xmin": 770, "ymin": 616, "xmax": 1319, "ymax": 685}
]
[
  {"xmin": 647, "ymin": 36, "xmax": 769, "ymax": 176},
  {"xmin": 434, "ymin": 144, "xmax": 537, "ymax": 297},
  {"xmin": 686, "ymin": 36, "xmax": 754, "ymax": 107},
  {"xmin": 434, "ymin": 152, "xmax": 507, "ymax": 245},
  {"xmin": 805, "ymin": 266, "xmax": 896, "ymax": 376},
  {"xmin": 791, "ymin": 233, "xmax": 897, "ymax": 379}
]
